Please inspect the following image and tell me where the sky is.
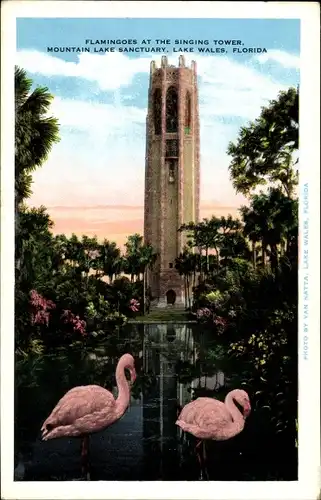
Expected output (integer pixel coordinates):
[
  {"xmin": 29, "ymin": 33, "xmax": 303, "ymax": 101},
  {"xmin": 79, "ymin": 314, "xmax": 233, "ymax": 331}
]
[{"xmin": 16, "ymin": 17, "xmax": 300, "ymax": 247}]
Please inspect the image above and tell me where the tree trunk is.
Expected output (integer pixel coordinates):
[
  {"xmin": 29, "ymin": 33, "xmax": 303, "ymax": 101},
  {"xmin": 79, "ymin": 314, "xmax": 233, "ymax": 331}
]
[
  {"xmin": 270, "ymin": 244, "xmax": 278, "ymax": 272},
  {"xmin": 198, "ymin": 247, "xmax": 203, "ymax": 283},
  {"xmin": 205, "ymin": 247, "xmax": 209, "ymax": 277},
  {"xmin": 186, "ymin": 276, "xmax": 191, "ymax": 309},
  {"xmin": 215, "ymin": 247, "xmax": 220, "ymax": 271},
  {"xmin": 193, "ymin": 269, "xmax": 196, "ymax": 290},
  {"xmin": 143, "ymin": 268, "xmax": 146, "ymax": 315},
  {"xmin": 184, "ymin": 276, "xmax": 187, "ymax": 309},
  {"xmin": 262, "ymin": 242, "xmax": 267, "ymax": 268},
  {"xmin": 15, "ymin": 202, "xmax": 21, "ymax": 272},
  {"xmin": 252, "ymin": 241, "xmax": 256, "ymax": 269}
]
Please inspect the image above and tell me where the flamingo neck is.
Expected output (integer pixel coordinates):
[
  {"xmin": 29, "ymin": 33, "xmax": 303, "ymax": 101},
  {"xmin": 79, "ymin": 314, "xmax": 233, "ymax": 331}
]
[
  {"xmin": 115, "ymin": 360, "xmax": 131, "ymax": 417},
  {"xmin": 224, "ymin": 391, "xmax": 245, "ymax": 435}
]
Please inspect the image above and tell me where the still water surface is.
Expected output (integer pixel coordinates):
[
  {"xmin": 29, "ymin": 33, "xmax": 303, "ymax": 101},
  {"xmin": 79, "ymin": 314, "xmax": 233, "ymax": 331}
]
[{"xmin": 15, "ymin": 323, "xmax": 297, "ymax": 481}]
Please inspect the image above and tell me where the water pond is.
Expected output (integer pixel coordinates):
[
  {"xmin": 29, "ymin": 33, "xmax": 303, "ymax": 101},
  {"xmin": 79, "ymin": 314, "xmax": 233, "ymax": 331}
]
[{"xmin": 15, "ymin": 323, "xmax": 297, "ymax": 481}]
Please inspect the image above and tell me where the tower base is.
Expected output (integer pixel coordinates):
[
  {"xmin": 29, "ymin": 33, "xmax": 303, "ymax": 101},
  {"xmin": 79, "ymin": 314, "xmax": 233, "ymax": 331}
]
[
  {"xmin": 154, "ymin": 296, "xmax": 185, "ymax": 309},
  {"xmin": 150, "ymin": 269, "xmax": 185, "ymax": 307}
]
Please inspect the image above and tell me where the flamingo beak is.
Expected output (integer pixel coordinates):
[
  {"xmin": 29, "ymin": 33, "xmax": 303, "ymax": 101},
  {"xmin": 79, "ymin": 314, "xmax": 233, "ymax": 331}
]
[
  {"xmin": 130, "ymin": 368, "xmax": 137, "ymax": 384},
  {"xmin": 244, "ymin": 403, "xmax": 251, "ymax": 418},
  {"xmin": 41, "ymin": 425, "xmax": 49, "ymax": 440},
  {"xmin": 41, "ymin": 421, "xmax": 56, "ymax": 441}
]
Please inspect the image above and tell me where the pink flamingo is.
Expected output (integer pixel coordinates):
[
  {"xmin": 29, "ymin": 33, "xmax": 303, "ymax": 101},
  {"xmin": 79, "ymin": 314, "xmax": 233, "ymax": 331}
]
[
  {"xmin": 176, "ymin": 389, "xmax": 251, "ymax": 479},
  {"xmin": 41, "ymin": 353, "xmax": 136, "ymax": 480}
]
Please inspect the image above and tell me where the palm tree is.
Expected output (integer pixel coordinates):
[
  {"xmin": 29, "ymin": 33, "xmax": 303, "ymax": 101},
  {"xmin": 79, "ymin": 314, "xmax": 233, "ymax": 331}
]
[
  {"xmin": 15, "ymin": 66, "xmax": 60, "ymax": 290},
  {"xmin": 206, "ymin": 216, "xmax": 224, "ymax": 273},
  {"xmin": 241, "ymin": 195, "xmax": 271, "ymax": 268},
  {"xmin": 198, "ymin": 219, "xmax": 214, "ymax": 277},
  {"xmin": 175, "ymin": 249, "xmax": 195, "ymax": 308},
  {"xmin": 123, "ymin": 234, "xmax": 157, "ymax": 313},
  {"xmin": 217, "ymin": 215, "xmax": 249, "ymax": 267},
  {"xmin": 263, "ymin": 188, "xmax": 298, "ymax": 268},
  {"xmin": 52, "ymin": 234, "xmax": 69, "ymax": 273},
  {"xmin": 139, "ymin": 244, "xmax": 157, "ymax": 314},
  {"xmin": 179, "ymin": 221, "xmax": 211, "ymax": 282},
  {"xmin": 15, "ymin": 66, "xmax": 60, "ymax": 215},
  {"xmin": 219, "ymin": 232, "xmax": 250, "ymax": 267},
  {"xmin": 124, "ymin": 234, "xmax": 144, "ymax": 282},
  {"xmin": 98, "ymin": 240, "xmax": 122, "ymax": 283},
  {"xmin": 65, "ymin": 234, "xmax": 83, "ymax": 268},
  {"xmin": 179, "ymin": 222, "xmax": 202, "ymax": 281},
  {"xmin": 78, "ymin": 235, "xmax": 99, "ymax": 281},
  {"xmin": 240, "ymin": 188, "xmax": 296, "ymax": 271},
  {"xmin": 239, "ymin": 206, "xmax": 262, "ymax": 268},
  {"xmin": 219, "ymin": 215, "xmax": 242, "ymax": 235}
]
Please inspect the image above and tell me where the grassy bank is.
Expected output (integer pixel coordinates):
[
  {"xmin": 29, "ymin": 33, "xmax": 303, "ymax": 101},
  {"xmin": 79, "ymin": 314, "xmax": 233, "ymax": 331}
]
[{"xmin": 128, "ymin": 308, "xmax": 194, "ymax": 323}]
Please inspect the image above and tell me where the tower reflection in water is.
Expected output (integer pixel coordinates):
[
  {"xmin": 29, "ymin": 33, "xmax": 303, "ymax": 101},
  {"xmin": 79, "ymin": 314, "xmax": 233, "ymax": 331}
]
[
  {"xmin": 15, "ymin": 323, "xmax": 225, "ymax": 481},
  {"xmin": 141, "ymin": 324, "xmax": 225, "ymax": 480}
]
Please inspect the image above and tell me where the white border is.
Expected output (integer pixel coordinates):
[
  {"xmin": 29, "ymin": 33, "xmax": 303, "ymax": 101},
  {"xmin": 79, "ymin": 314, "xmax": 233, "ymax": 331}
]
[{"xmin": 1, "ymin": 2, "xmax": 320, "ymax": 499}]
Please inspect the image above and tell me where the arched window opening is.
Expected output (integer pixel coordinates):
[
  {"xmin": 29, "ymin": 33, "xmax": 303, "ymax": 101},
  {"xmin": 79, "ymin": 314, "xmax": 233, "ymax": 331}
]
[
  {"xmin": 166, "ymin": 86, "xmax": 178, "ymax": 133},
  {"xmin": 185, "ymin": 92, "xmax": 191, "ymax": 134},
  {"xmin": 165, "ymin": 139, "xmax": 178, "ymax": 158},
  {"xmin": 166, "ymin": 289, "xmax": 176, "ymax": 305},
  {"xmin": 153, "ymin": 89, "xmax": 162, "ymax": 135}
]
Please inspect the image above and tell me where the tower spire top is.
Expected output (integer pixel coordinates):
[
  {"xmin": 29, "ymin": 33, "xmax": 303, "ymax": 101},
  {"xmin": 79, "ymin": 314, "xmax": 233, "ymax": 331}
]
[
  {"xmin": 161, "ymin": 56, "xmax": 168, "ymax": 68},
  {"xmin": 179, "ymin": 55, "xmax": 185, "ymax": 67},
  {"xmin": 150, "ymin": 60, "xmax": 156, "ymax": 74}
]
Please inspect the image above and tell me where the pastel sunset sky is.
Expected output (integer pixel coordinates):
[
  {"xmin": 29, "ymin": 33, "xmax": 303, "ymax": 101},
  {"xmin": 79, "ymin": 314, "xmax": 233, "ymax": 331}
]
[{"xmin": 16, "ymin": 17, "xmax": 300, "ymax": 247}]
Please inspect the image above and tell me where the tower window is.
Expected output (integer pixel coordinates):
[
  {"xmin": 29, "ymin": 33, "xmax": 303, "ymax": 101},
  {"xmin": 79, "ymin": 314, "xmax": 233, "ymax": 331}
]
[
  {"xmin": 185, "ymin": 91, "xmax": 191, "ymax": 134},
  {"xmin": 168, "ymin": 160, "xmax": 176, "ymax": 183},
  {"xmin": 166, "ymin": 86, "xmax": 178, "ymax": 133},
  {"xmin": 153, "ymin": 88, "xmax": 162, "ymax": 135},
  {"xmin": 165, "ymin": 139, "xmax": 178, "ymax": 158},
  {"xmin": 169, "ymin": 262, "xmax": 173, "ymax": 268}
]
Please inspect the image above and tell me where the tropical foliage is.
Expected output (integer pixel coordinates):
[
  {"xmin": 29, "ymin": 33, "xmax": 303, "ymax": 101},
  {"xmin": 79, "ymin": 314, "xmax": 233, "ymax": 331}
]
[
  {"xmin": 16, "ymin": 213, "xmax": 158, "ymax": 352},
  {"xmin": 14, "ymin": 67, "xmax": 157, "ymax": 354},
  {"xmin": 175, "ymin": 87, "xmax": 299, "ymax": 469},
  {"xmin": 14, "ymin": 68, "xmax": 298, "ymax": 479},
  {"xmin": 227, "ymin": 86, "xmax": 298, "ymax": 198}
]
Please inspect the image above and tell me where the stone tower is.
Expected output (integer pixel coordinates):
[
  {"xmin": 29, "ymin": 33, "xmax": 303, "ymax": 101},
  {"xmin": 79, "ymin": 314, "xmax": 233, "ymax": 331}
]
[{"xmin": 144, "ymin": 56, "xmax": 200, "ymax": 306}]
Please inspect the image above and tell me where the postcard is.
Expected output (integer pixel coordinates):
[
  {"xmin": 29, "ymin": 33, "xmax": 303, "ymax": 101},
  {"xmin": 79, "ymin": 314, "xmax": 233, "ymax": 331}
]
[{"xmin": 1, "ymin": 1, "xmax": 320, "ymax": 500}]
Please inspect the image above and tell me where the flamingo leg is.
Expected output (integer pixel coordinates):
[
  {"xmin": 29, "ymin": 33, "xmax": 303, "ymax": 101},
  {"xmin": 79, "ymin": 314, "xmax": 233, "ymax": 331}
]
[
  {"xmin": 195, "ymin": 440, "xmax": 204, "ymax": 480},
  {"xmin": 195, "ymin": 440, "xmax": 209, "ymax": 480},
  {"xmin": 81, "ymin": 435, "xmax": 90, "ymax": 481},
  {"xmin": 202, "ymin": 441, "xmax": 209, "ymax": 480}
]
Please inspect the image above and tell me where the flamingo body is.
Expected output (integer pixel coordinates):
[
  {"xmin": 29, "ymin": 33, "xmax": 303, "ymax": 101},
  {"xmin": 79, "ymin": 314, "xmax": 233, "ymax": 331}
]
[
  {"xmin": 177, "ymin": 397, "xmax": 235, "ymax": 440},
  {"xmin": 176, "ymin": 389, "xmax": 251, "ymax": 441},
  {"xmin": 176, "ymin": 389, "xmax": 251, "ymax": 479},
  {"xmin": 41, "ymin": 385, "xmax": 123, "ymax": 440},
  {"xmin": 40, "ymin": 353, "xmax": 136, "ymax": 479}
]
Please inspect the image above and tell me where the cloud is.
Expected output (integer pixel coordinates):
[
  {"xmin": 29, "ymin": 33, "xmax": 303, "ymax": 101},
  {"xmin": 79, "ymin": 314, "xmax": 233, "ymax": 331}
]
[
  {"xmin": 16, "ymin": 50, "xmax": 152, "ymax": 90},
  {"xmin": 194, "ymin": 55, "xmax": 288, "ymax": 124},
  {"xmin": 51, "ymin": 97, "xmax": 146, "ymax": 130},
  {"xmin": 50, "ymin": 96, "xmax": 146, "ymax": 149},
  {"xmin": 255, "ymin": 49, "xmax": 300, "ymax": 69},
  {"xmin": 20, "ymin": 49, "xmax": 298, "ymax": 216},
  {"xmin": 18, "ymin": 49, "xmax": 288, "ymax": 121},
  {"xmin": 48, "ymin": 204, "xmax": 144, "ymax": 211}
]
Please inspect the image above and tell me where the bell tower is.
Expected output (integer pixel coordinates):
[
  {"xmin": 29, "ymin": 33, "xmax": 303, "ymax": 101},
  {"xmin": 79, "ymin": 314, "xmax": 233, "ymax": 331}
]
[{"xmin": 144, "ymin": 55, "xmax": 200, "ymax": 306}]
